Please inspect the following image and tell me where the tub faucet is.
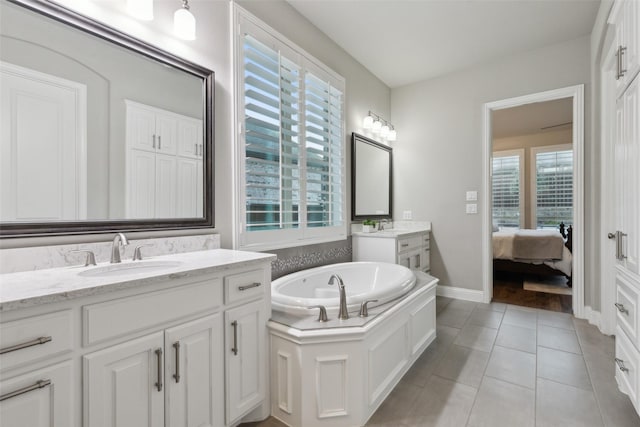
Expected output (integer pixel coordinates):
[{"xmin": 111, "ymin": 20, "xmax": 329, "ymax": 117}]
[
  {"xmin": 110, "ymin": 233, "xmax": 129, "ymax": 263},
  {"xmin": 328, "ymin": 274, "xmax": 349, "ymax": 320}
]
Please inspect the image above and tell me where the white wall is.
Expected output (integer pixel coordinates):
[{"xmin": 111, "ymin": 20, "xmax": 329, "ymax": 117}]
[{"xmin": 391, "ymin": 36, "xmax": 591, "ymax": 297}]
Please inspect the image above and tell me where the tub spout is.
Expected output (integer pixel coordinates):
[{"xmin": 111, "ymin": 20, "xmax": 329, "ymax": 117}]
[{"xmin": 328, "ymin": 274, "xmax": 349, "ymax": 320}]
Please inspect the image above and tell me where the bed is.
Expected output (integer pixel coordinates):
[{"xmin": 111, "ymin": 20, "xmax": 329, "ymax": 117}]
[{"xmin": 493, "ymin": 223, "xmax": 573, "ymax": 286}]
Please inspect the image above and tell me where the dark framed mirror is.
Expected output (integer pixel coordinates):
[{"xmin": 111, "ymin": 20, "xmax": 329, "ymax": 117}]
[
  {"xmin": 0, "ymin": 0, "xmax": 214, "ymax": 237},
  {"xmin": 351, "ymin": 132, "xmax": 392, "ymax": 220}
]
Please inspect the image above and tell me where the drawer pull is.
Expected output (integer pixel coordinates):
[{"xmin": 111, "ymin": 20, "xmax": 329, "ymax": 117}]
[
  {"xmin": 0, "ymin": 379, "xmax": 51, "ymax": 402},
  {"xmin": 615, "ymin": 357, "xmax": 629, "ymax": 373},
  {"xmin": 615, "ymin": 303, "xmax": 629, "ymax": 315},
  {"xmin": 401, "ymin": 243, "xmax": 409, "ymax": 248},
  {"xmin": 155, "ymin": 348, "xmax": 163, "ymax": 391},
  {"xmin": 0, "ymin": 336, "xmax": 52, "ymax": 355},
  {"xmin": 238, "ymin": 282, "xmax": 261, "ymax": 291},
  {"xmin": 231, "ymin": 321, "xmax": 238, "ymax": 355},
  {"xmin": 173, "ymin": 342, "xmax": 181, "ymax": 383}
]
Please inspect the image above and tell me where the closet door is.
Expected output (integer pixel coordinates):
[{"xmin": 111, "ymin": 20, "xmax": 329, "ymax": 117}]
[
  {"xmin": 126, "ymin": 104, "xmax": 157, "ymax": 152},
  {"xmin": 155, "ymin": 154, "xmax": 177, "ymax": 218},
  {"xmin": 176, "ymin": 158, "xmax": 200, "ymax": 218},
  {"xmin": 128, "ymin": 149, "xmax": 156, "ymax": 218},
  {"xmin": 155, "ymin": 113, "xmax": 178, "ymax": 155}
]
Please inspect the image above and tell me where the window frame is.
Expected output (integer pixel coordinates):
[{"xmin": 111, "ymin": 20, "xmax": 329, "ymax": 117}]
[
  {"xmin": 530, "ymin": 143, "xmax": 573, "ymax": 229},
  {"xmin": 492, "ymin": 149, "xmax": 525, "ymax": 229},
  {"xmin": 233, "ymin": 6, "xmax": 347, "ymax": 251}
]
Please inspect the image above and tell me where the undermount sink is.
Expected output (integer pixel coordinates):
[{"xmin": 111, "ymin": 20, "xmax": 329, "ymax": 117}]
[{"xmin": 78, "ymin": 260, "xmax": 183, "ymax": 278}]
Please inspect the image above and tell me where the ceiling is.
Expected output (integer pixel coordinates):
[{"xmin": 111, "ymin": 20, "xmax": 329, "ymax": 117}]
[
  {"xmin": 492, "ymin": 98, "xmax": 573, "ymax": 139},
  {"xmin": 287, "ymin": 0, "xmax": 600, "ymax": 88}
]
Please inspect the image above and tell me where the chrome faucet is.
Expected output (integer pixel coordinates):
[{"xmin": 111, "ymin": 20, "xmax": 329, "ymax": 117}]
[
  {"xmin": 379, "ymin": 219, "xmax": 389, "ymax": 231},
  {"xmin": 110, "ymin": 233, "xmax": 129, "ymax": 263},
  {"xmin": 328, "ymin": 274, "xmax": 349, "ymax": 320}
]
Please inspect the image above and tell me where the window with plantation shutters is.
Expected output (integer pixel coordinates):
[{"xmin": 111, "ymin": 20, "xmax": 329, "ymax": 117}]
[
  {"xmin": 492, "ymin": 150, "xmax": 524, "ymax": 229},
  {"xmin": 533, "ymin": 145, "xmax": 573, "ymax": 228},
  {"xmin": 236, "ymin": 11, "xmax": 346, "ymax": 249}
]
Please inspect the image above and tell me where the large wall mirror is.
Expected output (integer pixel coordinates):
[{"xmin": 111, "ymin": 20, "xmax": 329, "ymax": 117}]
[
  {"xmin": 351, "ymin": 133, "xmax": 392, "ymax": 220},
  {"xmin": 0, "ymin": 0, "xmax": 214, "ymax": 237}
]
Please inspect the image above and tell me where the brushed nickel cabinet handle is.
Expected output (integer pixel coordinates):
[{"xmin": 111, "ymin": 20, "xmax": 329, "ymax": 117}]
[
  {"xmin": 173, "ymin": 342, "xmax": 181, "ymax": 383},
  {"xmin": 615, "ymin": 303, "xmax": 629, "ymax": 315},
  {"xmin": 158, "ymin": 135, "xmax": 162, "ymax": 150},
  {"xmin": 0, "ymin": 379, "xmax": 51, "ymax": 402},
  {"xmin": 153, "ymin": 134, "xmax": 156, "ymax": 149},
  {"xmin": 238, "ymin": 282, "xmax": 261, "ymax": 291},
  {"xmin": 155, "ymin": 348, "xmax": 163, "ymax": 391},
  {"xmin": 401, "ymin": 243, "xmax": 409, "ymax": 248},
  {"xmin": 231, "ymin": 321, "xmax": 238, "ymax": 356},
  {"xmin": 195, "ymin": 143, "xmax": 198, "ymax": 156},
  {"xmin": 615, "ymin": 357, "xmax": 629, "ymax": 373},
  {"xmin": 0, "ymin": 336, "xmax": 52, "ymax": 355}
]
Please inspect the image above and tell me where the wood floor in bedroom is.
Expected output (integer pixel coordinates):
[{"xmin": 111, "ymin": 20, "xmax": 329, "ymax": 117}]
[{"xmin": 492, "ymin": 271, "xmax": 572, "ymax": 313}]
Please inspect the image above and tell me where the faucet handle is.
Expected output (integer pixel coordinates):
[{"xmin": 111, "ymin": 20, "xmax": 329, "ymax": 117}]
[
  {"xmin": 69, "ymin": 250, "xmax": 97, "ymax": 267},
  {"xmin": 359, "ymin": 299, "xmax": 379, "ymax": 317},
  {"xmin": 308, "ymin": 305, "xmax": 329, "ymax": 322},
  {"xmin": 132, "ymin": 244, "xmax": 151, "ymax": 261}
]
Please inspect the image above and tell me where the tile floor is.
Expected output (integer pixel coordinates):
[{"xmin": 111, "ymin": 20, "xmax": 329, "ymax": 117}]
[{"xmin": 242, "ymin": 297, "xmax": 640, "ymax": 427}]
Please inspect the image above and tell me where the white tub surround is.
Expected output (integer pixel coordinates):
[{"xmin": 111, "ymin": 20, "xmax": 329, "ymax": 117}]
[
  {"xmin": 0, "ymin": 249, "xmax": 275, "ymax": 427},
  {"xmin": 271, "ymin": 262, "xmax": 415, "ymax": 317},
  {"xmin": 269, "ymin": 270, "xmax": 437, "ymax": 427},
  {"xmin": 352, "ymin": 222, "xmax": 431, "ymax": 273}
]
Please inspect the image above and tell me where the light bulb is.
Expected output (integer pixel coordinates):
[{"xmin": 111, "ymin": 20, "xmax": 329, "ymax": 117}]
[
  {"xmin": 363, "ymin": 115, "xmax": 373, "ymax": 129},
  {"xmin": 388, "ymin": 129, "xmax": 397, "ymax": 141},
  {"xmin": 127, "ymin": 0, "xmax": 153, "ymax": 21},
  {"xmin": 174, "ymin": 1, "xmax": 196, "ymax": 40},
  {"xmin": 372, "ymin": 120, "xmax": 382, "ymax": 133},
  {"xmin": 381, "ymin": 124, "xmax": 390, "ymax": 137}
]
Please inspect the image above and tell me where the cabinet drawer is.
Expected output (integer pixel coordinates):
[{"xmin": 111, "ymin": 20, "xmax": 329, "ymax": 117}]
[
  {"xmin": 397, "ymin": 236, "xmax": 422, "ymax": 253},
  {"xmin": 83, "ymin": 278, "xmax": 222, "ymax": 346},
  {"xmin": 0, "ymin": 310, "xmax": 73, "ymax": 372},
  {"xmin": 617, "ymin": 274, "xmax": 640, "ymax": 345},
  {"xmin": 225, "ymin": 269, "xmax": 266, "ymax": 305},
  {"xmin": 615, "ymin": 326, "xmax": 639, "ymax": 410}
]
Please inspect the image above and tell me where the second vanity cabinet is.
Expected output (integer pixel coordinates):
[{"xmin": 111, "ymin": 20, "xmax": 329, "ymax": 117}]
[
  {"xmin": 0, "ymin": 250, "xmax": 273, "ymax": 427},
  {"xmin": 353, "ymin": 227, "xmax": 431, "ymax": 273}
]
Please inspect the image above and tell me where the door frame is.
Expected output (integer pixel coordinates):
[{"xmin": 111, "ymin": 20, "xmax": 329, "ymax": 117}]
[{"xmin": 481, "ymin": 85, "xmax": 585, "ymax": 318}]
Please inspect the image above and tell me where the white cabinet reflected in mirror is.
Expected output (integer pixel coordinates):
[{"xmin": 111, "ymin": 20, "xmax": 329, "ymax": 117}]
[
  {"xmin": 0, "ymin": 0, "xmax": 213, "ymax": 237},
  {"xmin": 351, "ymin": 133, "xmax": 392, "ymax": 220}
]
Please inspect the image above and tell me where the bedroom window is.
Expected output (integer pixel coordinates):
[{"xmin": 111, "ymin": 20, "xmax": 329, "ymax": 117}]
[
  {"xmin": 492, "ymin": 150, "xmax": 524, "ymax": 229},
  {"xmin": 532, "ymin": 145, "xmax": 573, "ymax": 229},
  {"xmin": 235, "ymin": 9, "xmax": 346, "ymax": 250}
]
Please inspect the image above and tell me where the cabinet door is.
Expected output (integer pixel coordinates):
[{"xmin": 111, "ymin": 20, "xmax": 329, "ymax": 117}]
[
  {"xmin": 127, "ymin": 105, "xmax": 157, "ymax": 152},
  {"xmin": 165, "ymin": 314, "xmax": 223, "ymax": 427},
  {"xmin": 225, "ymin": 300, "xmax": 265, "ymax": 425},
  {"xmin": 0, "ymin": 361, "xmax": 73, "ymax": 427},
  {"xmin": 156, "ymin": 113, "xmax": 178, "ymax": 155},
  {"xmin": 155, "ymin": 154, "xmax": 177, "ymax": 219},
  {"xmin": 177, "ymin": 118, "xmax": 203, "ymax": 158},
  {"xmin": 83, "ymin": 332, "xmax": 164, "ymax": 427},
  {"xmin": 128, "ymin": 149, "xmax": 156, "ymax": 218},
  {"xmin": 176, "ymin": 158, "xmax": 200, "ymax": 218},
  {"xmin": 624, "ymin": 0, "xmax": 639, "ymax": 81}
]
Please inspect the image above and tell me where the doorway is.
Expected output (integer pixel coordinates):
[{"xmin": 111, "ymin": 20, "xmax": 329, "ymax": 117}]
[{"xmin": 481, "ymin": 85, "xmax": 585, "ymax": 317}]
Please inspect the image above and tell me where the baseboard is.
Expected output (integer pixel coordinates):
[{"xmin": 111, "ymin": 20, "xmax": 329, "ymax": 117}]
[
  {"xmin": 583, "ymin": 305, "xmax": 611, "ymax": 335},
  {"xmin": 436, "ymin": 285, "xmax": 484, "ymax": 302}
]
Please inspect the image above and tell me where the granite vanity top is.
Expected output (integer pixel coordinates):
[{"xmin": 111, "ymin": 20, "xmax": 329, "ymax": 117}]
[{"xmin": 0, "ymin": 249, "xmax": 275, "ymax": 312}]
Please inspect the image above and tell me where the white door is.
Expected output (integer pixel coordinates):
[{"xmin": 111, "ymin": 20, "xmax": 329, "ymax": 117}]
[
  {"xmin": 0, "ymin": 62, "xmax": 87, "ymax": 221},
  {"xmin": 128, "ymin": 149, "xmax": 156, "ymax": 218},
  {"xmin": 225, "ymin": 300, "xmax": 265, "ymax": 425},
  {"xmin": 83, "ymin": 332, "xmax": 164, "ymax": 427},
  {"xmin": 165, "ymin": 314, "xmax": 224, "ymax": 427},
  {"xmin": 176, "ymin": 158, "xmax": 200, "ymax": 217},
  {"xmin": 126, "ymin": 103, "xmax": 157, "ymax": 152},
  {"xmin": 155, "ymin": 154, "xmax": 177, "ymax": 218},
  {"xmin": 177, "ymin": 118, "xmax": 202, "ymax": 158},
  {"xmin": 0, "ymin": 361, "xmax": 73, "ymax": 427},
  {"xmin": 156, "ymin": 113, "xmax": 178, "ymax": 155}
]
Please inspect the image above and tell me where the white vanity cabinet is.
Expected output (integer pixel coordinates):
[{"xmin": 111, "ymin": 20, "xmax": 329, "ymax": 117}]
[
  {"xmin": 0, "ymin": 250, "xmax": 274, "ymax": 427},
  {"xmin": 352, "ymin": 227, "xmax": 431, "ymax": 273}
]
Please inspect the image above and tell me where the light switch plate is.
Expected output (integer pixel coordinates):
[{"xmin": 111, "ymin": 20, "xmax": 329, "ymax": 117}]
[
  {"xmin": 466, "ymin": 203, "xmax": 478, "ymax": 214},
  {"xmin": 402, "ymin": 210, "xmax": 412, "ymax": 220},
  {"xmin": 466, "ymin": 191, "xmax": 478, "ymax": 201}
]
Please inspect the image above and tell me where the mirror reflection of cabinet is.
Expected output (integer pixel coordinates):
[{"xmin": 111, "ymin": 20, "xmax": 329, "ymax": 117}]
[
  {"xmin": 126, "ymin": 101, "xmax": 203, "ymax": 219},
  {"xmin": 351, "ymin": 133, "xmax": 392, "ymax": 220}
]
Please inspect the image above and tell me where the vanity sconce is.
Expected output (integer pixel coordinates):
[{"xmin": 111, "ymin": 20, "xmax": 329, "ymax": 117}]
[
  {"xmin": 363, "ymin": 111, "xmax": 397, "ymax": 142},
  {"xmin": 126, "ymin": 0, "xmax": 196, "ymax": 41}
]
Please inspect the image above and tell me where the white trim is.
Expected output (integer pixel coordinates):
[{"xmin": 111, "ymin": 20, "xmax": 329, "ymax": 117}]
[
  {"xmin": 482, "ymin": 85, "xmax": 585, "ymax": 320},
  {"xmin": 583, "ymin": 306, "xmax": 604, "ymax": 333},
  {"xmin": 436, "ymin": 285, "xmax": 484, "ymax": 303},
  {"xmin": 529, "ymin": 143, "xmax": 573, "ymax": 228},
  {"xmin": 492, "ymin": 149, "xmax": 525, "ymax": 229}
]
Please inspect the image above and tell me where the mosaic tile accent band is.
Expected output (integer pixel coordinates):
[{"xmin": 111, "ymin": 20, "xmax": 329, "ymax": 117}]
[{"xmin": 268, "ymin": 238, "xmax": 352, "ymax": 279}]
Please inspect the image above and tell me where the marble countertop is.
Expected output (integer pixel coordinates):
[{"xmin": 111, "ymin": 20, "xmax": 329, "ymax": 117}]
[
  {"xmin": 351, "ymin": 224, "xmax": 431, "ymax": 238},
  {"xmin": 0, "ymin": 249, "xmax": 276, "ymax": 312}
]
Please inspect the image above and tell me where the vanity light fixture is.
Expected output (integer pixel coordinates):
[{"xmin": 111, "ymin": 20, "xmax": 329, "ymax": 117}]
[
  {"xmin": 127, "ymin": 0, "xmax": 153, "ymax": 21},
  {"xmin": 363, "ymin": 111, "xmax": 397, "ymax": 141},
  {"xmin": 174, "ymin": 0, "xmax": 196, "ymax": 41}
]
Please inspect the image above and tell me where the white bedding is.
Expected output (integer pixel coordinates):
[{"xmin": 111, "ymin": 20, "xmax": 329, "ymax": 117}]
[{"xmin": 493, "ymin": 230, "xmax": 572, "ymax": 277}]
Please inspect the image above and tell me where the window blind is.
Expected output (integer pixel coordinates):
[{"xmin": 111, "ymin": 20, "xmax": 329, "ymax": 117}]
[
  {"xmin": 492, "ymin": 155, "xmax": 521, "ymax": 228},
  {"xmin": 535, "ymin": 149, "xmax": 573, "ymax": 228}
]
